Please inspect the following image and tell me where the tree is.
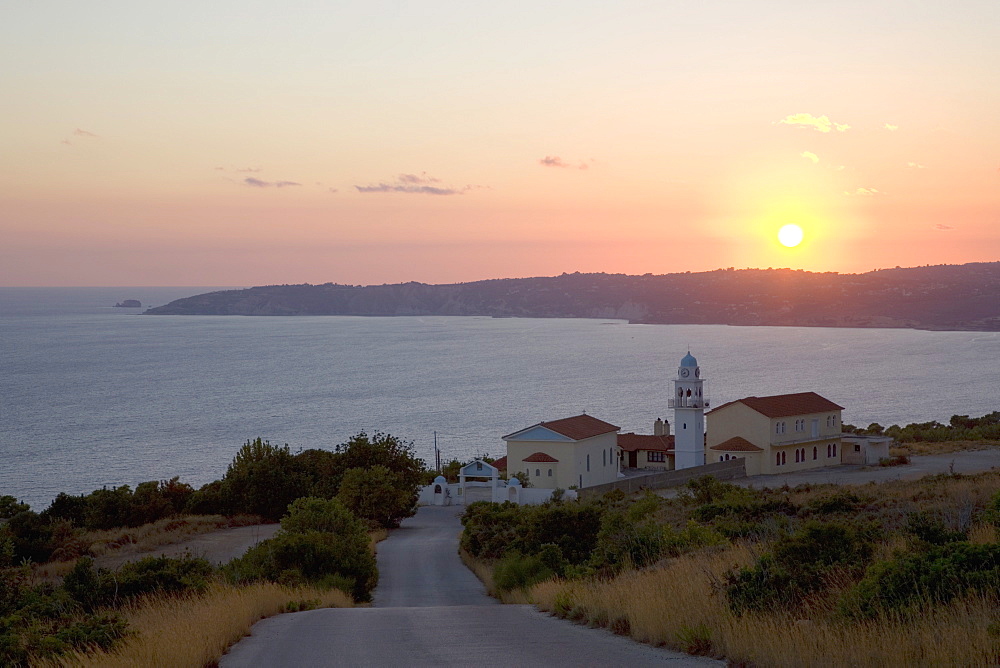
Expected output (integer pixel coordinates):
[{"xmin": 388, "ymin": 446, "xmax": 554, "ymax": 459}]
[
  {"xmin": 221, "ymin": 438, "xmax": 308, "ymax": 520},
  {"xmin": 332, "ymin": 432, "xmax": 426, "ymax": 492},
  {"xmin": 336, "ymin": 466, "xmax": 416, "ymax": 528}
]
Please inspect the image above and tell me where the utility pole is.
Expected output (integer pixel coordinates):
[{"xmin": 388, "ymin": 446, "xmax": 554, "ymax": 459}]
[{"xmin": 434, "ymin": 431, "xmax": 441, "ymax": 472}]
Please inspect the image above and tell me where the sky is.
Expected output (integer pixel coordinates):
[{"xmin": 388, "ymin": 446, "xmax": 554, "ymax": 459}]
[{"xmin": 2, "ymin": 0, "xmax": 998, "ymax": 287}]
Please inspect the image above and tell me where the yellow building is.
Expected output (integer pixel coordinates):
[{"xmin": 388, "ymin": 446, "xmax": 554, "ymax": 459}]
[
  {"xmin": 503, "ymin": 414, "xmax": 620, "ymax": 489},
  {"xmin": 705, "ymin": 392, "xmax": 844, "ymax": 475}
]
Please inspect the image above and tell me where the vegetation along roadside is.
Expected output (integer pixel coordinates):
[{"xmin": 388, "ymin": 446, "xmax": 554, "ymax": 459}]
[
  {"xmin": 0, "ymin": 431, "xmax": 423, "ymax": 666},
  {"xmin": 461, "ymin": 469, "xmax": 1000, "ymax": 666}
]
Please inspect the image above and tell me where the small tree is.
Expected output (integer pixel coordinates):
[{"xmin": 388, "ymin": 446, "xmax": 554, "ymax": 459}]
[
  {"xmin": 336, "ymin": 466, "xmax": 416, "ymax": 528},
  {"xmin": 222, "ymin": 438, "xmax": 308, "ymax": 520}
]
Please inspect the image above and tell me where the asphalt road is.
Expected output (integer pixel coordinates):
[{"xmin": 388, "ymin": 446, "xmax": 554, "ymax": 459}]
[{"xmin": 221, "ymin": 505, "xmax": 718, "ymax": 667}]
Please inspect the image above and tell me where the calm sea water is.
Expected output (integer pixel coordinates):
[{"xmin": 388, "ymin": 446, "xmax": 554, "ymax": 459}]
[{"xmin": 2, "ymin": 287, "xmax": 999, "ymax": 509}]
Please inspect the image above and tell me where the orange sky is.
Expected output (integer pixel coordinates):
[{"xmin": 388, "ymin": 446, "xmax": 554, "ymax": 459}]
[{"xmin": 2, "ymin": 1, "xmax": 998, "ymax": 286}]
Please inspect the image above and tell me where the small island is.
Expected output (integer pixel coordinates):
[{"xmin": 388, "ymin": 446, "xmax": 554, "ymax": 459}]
[{"xmin": 114, "ymin": 299, "xmax": 142, "ymax": 308}]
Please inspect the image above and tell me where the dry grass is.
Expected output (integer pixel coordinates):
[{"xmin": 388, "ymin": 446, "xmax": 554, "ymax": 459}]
[
  {"xmin": 83, "ymin": 515, "xmax": 262, "ymax": 559},
  {"xmin": 891, "ymin": 440, "xmax": 1000, "ymax": 457},
  {"xmin": 43, "ymin": 582, "xmax": 354, "ymax": 668},
  {"xmin": 527, "ymin": 543, "xmax": 1000, "ymax": 666}
]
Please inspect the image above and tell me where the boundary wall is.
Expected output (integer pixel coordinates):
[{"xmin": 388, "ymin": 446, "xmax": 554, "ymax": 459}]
[{"xmin": 577, "ymin": 458, "xmax": 746, "ymax": 500}]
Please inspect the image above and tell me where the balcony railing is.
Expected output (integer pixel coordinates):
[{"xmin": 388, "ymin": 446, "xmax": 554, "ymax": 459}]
[{"xmin": 668, "ymin": 398, "xmax": 710, "ymax": 409}]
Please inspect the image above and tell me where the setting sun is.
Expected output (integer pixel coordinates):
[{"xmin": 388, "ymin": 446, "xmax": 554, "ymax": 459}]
[{"xmin": 778, "ymin": 224, "xmax": 804, "ymax": 248}]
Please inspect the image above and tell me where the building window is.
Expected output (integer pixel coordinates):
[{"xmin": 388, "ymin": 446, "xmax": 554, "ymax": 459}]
[
  {"xmin": 776, "ymin": 452, "xmax": 781, "ymax": 466},
  {"xmin": 648, "ymin": 451, "xmax": 665, "ymax": 463},
  {"xmin": 720, "ymin": 456, "xmax": 724, "ymax": 462},
  {"xmin": 587, "ymin": 454, "xmax": 590, "ymax": 471},
  {"xmin": 781, "ymin": 451, "xmax": 786, "ymax": 465},
  {"xmin": 548, "ymin": 469, "xmax": 553, "ymax": 476},
  {"xmin": 833, "ymin": 443, "xmax": 838, "ymax": 457},
  {"xmin": 535, "ymin": 469, "xmax": 540, "ymax": 477},
  {"xmin": 827, "ymin": 444, "xmax": 831, "ymax": 457},
  {"xmin": 813, "ymin": 446, "xmax": 818, "ymax": 460},
  {"xmin": 855, "ymin": 444, "xmax": 861, "ymax": 452},
  {"xmin": 603, "ymin": 450, "xmax": 606, "ymax": 467}
]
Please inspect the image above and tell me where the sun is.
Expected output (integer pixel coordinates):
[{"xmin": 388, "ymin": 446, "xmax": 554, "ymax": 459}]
[{"xmin": 778, "ymin": 224, "xmax": 804, "ymax": 248}]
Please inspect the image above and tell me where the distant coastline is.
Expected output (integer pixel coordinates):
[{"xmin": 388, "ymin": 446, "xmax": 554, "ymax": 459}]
[{"xmin": 143, "ymin": 261, "xmax": 1000, "ymax": 332}]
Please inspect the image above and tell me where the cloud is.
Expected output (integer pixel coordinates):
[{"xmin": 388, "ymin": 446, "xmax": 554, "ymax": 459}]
[
  {"xmin": 73, "ymin": 128, "xmax": 98, "ymax": 138},
  {"xmin": 934, "ymin": 223, "xmax": 954, "ymax": 230},
  {"xmin": 884, "ymin": 123, "xmax": 899, "ymax": 131},
  {"xmin": 907, "ymin": 161, "xmax": 928, "ymax": 169},
  {"xmin": 328, "ymin": 187, "xmax": 338, "ymax": 194},
  {"xmin": 61, "ymin": 139, "xmax": 72, "ymax": 146},
  {"xmin": 398, "ymin": 172, "xmax": 441, "ymax": 184},
  {"xmin": 356, "ymin": 183, "xmax": 464, "ymax": 195},
  {"xmin": 800, "ymin": 151, "xmax": 819, "ymax": 164},
  {"xmin": 540, "ymin": 155, "xmax": 589, "ymax": 170},
  {"xmin": 236, "ymin": 167, "xmax": 262, "ymax": 173},
  {"xmin": 844, "ymin": 187, "xmax": 883, "ymax": 196},
  {"xmin": 355, "ymin": 173, "xmax": 474, "ymax": 195},
  {"xmin": 243, "ymin": 177, "xmax": 301, "ymax": 188},
  {"xmin": 777, "ymin": 113, "xmax": 850, "ymax": 133}
]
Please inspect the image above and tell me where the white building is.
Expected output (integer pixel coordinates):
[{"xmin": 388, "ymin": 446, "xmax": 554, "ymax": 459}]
[
  {"xmin": 671, "ymin": 352, "xmax": 707, "ymax": 469},
  {"xmin": 502, "ymin": 414, "xmax": 621, "ymax": 489}
]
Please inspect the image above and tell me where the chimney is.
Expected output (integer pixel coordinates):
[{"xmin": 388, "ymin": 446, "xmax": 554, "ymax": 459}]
[{"xmin": 654, "ymin": 418, "xmax": 664, "ymax": 436}]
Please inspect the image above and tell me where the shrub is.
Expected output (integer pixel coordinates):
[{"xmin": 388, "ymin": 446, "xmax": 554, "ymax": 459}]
[
  {"xmin": 493, "ymin": 552, "xmax": 554, "ymax": 592},
  {"xmin": 726, "ymin": 521, "xmax": 873, "ymax": 614},
  {"xmin": 905, "ymin": 511, "xmax": 967, "ymax": 546},
  {"xmin": 225, "ymin": 530, "xmax": 377, "ymax": 601},
  {"xmin": 842, "ymin": 542, "xmax": 1000, "ymax": 618},
  {"xmin": 226, "ymin": 496, "xmax": 376, "ymax": 601}
]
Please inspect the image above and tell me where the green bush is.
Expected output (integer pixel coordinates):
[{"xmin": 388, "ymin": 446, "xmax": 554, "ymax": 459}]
[
  {"xmin": 841, "ymin": 542, "xmax": 1000, "ymax": 618},
  {"xmin": 225, "ymin": 530, "xmax": 377, "ymax": 601},
  {"xmin": 226, "ymin": 497, "xmax": 376, "ymax": 601},
  {"xmin": 905, "ymin": 511, "xmax": 967, "ymax": 546},
  {"xmin": 725, "ymin": 521, "xmax": 873, "ymax": 614},
  {"xmin": 493, "ymin": 552, "xmax": 554, "ymax": 592}
]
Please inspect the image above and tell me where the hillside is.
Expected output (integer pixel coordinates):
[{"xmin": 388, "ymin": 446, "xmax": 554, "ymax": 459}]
[{"xmin": 144, "ymin": 261, "xmax": 1000, "ymax": 331}]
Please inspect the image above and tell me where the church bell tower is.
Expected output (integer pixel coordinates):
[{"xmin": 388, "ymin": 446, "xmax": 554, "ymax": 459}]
[{"xmin": 672, "ymin": 351, "xmax": 707, "ymax": 469}]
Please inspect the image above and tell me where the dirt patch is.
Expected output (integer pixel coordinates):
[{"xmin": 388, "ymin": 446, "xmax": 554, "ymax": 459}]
[{"xmin": 95, "ymin": 524, "xmax": 280, "ymax": 570}]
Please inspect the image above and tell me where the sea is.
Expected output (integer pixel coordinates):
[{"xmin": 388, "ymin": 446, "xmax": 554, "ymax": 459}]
[{"xmin": 2, "ymin": 287, "xmax": 999, "ymax": 510}]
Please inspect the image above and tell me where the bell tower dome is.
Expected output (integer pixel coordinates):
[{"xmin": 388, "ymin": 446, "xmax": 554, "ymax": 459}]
[{"xmin": 671, "ymin": 351, "xmax": 707, "ymax": 469}]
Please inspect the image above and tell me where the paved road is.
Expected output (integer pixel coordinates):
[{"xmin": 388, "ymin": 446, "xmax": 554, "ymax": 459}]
[
  {"xmin": 222, "ymin": 505, "xmax": 718, "ymax": 667},
  {"xmin": 738, "ymin": 447, "xmax": 1000, "ymax": 490}
]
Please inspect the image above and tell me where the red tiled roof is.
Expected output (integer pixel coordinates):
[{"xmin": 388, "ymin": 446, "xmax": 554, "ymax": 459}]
[
  {"xmin": 523, "ymin": 452, "xmax": 559, "ymax": 463},
  {"xmin": 539, "ymin": 414, "xmax": 621, "ymax": 440},
  {"xmin": 617, "ymin": 433, "xmax": 674, "ymax": 452},
  {"xmin": 708, "ymin": 392, "xmax": 844, "ymax": 419},
  {"xmin": 710, "ymin": 437, "xmax": 764, "ymax": 452},
  {"xmin": 491, "ymin": 456, "xmax": 507, "ymax": 471}
]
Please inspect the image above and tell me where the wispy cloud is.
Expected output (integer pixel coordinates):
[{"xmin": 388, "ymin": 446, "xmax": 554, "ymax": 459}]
[
  {"xmin": 907, "ymin": 161, "xmax": 928, "ymax": 169},
  {"xmin": 244, "ymin": 177, "xmax": 301, "ymax": 188},
  {"xmin": 777, "ymin": 113, "xmax": 850, "ymax": 133},
  {"xmin": 355, "ymin": 173, "xmax": 477, "ymax": 196},
  {"xmin": 73, "ymin": 128, "xmax": 98, "ymax": 138},
  {"xmin": 844, "ymin": 187, "xmax": 883, "ymax": 196},
  {"xmin": 539, "ymin": 155, "xmax": 589, "ymax": 170},
  {"xmin": 800, "ymin": 151, "xmax": 819, "ymax": 164},
  {"xmin": 328, "ymin": 187, "xmax": 338, "ymax": 194},
  {"xmin": 884, "ymin": 123, "xmax": 899, "ymax": 131},
  {"xmin": 236, "ymin": 167, "xmax": 262, "ymax": 173},
  {"xmin": 934, "ymin": 223, "xmax": 954, "ymax": 230}
]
